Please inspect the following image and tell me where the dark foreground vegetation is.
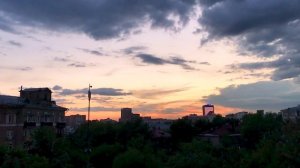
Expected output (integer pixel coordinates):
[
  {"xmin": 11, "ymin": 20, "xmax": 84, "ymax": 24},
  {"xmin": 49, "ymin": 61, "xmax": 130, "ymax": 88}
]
[{"xmin": 0, "ymin": 113, "xmax": 299, "ymax": 168}]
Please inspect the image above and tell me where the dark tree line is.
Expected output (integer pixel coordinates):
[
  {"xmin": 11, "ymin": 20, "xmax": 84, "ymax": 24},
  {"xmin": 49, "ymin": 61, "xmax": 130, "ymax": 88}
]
[{"xmin": 0, "ymin": 113, "xmax": 300, "ymax": 168}]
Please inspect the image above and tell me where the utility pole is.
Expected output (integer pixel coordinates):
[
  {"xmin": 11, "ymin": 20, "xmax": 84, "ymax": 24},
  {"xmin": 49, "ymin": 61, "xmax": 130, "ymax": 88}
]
[
  {"xmin": 86, "ymin": 84, "xmax": 92, "ymax": 168},
  {"xmin": 88, "ymin": 84, "xmax": 92, "ymax": 122}
]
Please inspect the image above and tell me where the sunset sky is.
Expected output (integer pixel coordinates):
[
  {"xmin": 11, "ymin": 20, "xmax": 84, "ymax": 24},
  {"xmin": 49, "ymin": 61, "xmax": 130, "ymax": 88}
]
[{"xmin": 1, "ymin": 0, "xmax": 300, "ymax": 120}]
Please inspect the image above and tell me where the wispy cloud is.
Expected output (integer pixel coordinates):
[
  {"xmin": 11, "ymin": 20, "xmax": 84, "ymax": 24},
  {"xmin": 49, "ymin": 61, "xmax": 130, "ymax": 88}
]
[
  {"xmin": 79, "ymin": 48, "xmax": 104, "ymax": 56},
  {"xmin": 53, "ymin": 57, "xmax": 71, "ymax": 62},
  {"xmin": 52, "ymin": 85, "xmax": 63, "ymax": 91},
  {"xmin": 68, "ymin": 62, "xmax": 95, "ymax": 68},
  {"xmin": 135, "ymin": 53, "xmax": 202, "ymax": 70},
  {"xmin": 71, "ymin": 106, "xmax": 120, "ymax": 112},
  {"xmin": 122, "ymin": 46, "xmax": 147, "ymax": 55},
  {"xmin": 53, "ymin": 57, "xmax": 95, "ymax": 68},
  {"xmin": 132, "ymin": 88, "xmax": 187, "ymax": 99},
  {"xmin": 8, "ymin": 40, "xmax": 22, "ymax": 47},
  {"xmin": 59, "ymin": 87, "xmax": 131, "ymax": 96},
  {"xmin": 0, "ymin": 66, "xmax": 32, "ymax": 71}
]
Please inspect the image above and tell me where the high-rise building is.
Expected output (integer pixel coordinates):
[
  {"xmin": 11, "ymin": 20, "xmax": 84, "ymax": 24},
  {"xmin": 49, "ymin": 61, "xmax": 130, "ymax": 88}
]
[
  {"xmin": 119, "ymin": 108, "xmax": 140, "ymax": 122},
  {"xmin": 202, "ymin": 104, "xmax": 214, "ymax": 116},
  {"xmin": 0, "ymin": 87, "xmax": 67, "ymax": 147}
]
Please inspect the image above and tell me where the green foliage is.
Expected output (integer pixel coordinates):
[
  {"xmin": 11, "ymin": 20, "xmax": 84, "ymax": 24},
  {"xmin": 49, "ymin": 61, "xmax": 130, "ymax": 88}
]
[
  {"xmin": 31, "ymin": 127, "xmax": 56, "ymax": 157},
  {"xmin": 211, "ymin": 114, "xmax": 226, "ymax": 128},
  {"xmin": 194, "ymin": 119, "xmax": 211, "ymax": 133},
  {"xmin": 1, "ymin": 115, "xmax": 299, "ymax": 168},
  {"xmin": 116, "ymin": 119, "xmax": 151, "ymax": 145},
  {"xmin": 170, "ymin": 118, "xmax": 196, "ymax": 142},
  {"xmin": 241, "ymin": 113, "xmax": 282, "ymax": 148},
  {"xmin": 90, "ymin": 144, "xmax": 123, "ymax": 168},
  {"xmin": 0, "ymin": 145, "xmax": 8, "ymax": 165},
  {"xmin": 1, "ymin": 148, "xmax": 50, "ymax": 168},
  {"xmin": 167, "ymin": 140, "xmax": 221, "ymax": 168},
  {"xmin": 112, "ymin": 149, "xmax": 162, "ymax": 168}
]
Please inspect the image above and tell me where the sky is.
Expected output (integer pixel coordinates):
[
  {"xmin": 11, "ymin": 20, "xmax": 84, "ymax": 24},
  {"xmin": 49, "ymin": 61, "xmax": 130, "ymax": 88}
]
[{"xmin": 1, "ymin": 0, "xmax": 300, "ymax": 120}]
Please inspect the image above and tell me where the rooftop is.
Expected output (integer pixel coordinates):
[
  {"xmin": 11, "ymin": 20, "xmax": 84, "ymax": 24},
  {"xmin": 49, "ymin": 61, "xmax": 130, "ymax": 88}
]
[
  {"xmin": 22, "ymin": 88, "xmax": 51, "ymax": 92},
  {"xmin": 0, "ymin": 95, "xmax": 24, "ymax": 105}
]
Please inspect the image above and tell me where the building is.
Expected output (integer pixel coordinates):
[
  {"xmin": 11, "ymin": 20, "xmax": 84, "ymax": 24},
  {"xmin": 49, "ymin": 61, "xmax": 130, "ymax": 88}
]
[
  {"xmin": 65, "ymin": 114, "xmax": 86, "ymax": 134},
  {"xmin": 119, "ymin": 108, "xmax": 140, "ymax": 122},
  {"xmin": 281, "ymin": 105, "xmax": 300, "ymax": 122},
  {"xmin": 202, "ymin": 104, "xmax": 214, "ymax": 116},
  {"xmin": 0, "ymin": 87, "xmax": 67, "ymax": 147},
  {"xmin": 225, "ymin": 111, "xmax": 248, "ymax": 120},
  {"xmin": 182, "ymin": 114, "xmax": 202, "ymax": 123},
  {"xmin": 142, "ymin": 117, "xmax": 172, "ymax": 138}
]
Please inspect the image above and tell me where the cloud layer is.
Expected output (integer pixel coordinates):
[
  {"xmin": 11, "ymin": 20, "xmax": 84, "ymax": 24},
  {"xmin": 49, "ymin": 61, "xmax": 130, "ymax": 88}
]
[
  {"xmin": 199, "ymin": 0, "xmax": 300, "ymax": 81},
  {"xmin": 204, "ymin": 80, "xmax": 300, "ymax": 111},
  {"xmin": 0, "ymin": 0, "xmax": 197, "ymax": 39}
]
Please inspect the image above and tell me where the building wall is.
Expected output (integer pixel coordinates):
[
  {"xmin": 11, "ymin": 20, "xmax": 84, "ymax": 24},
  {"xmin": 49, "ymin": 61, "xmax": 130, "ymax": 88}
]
[{"xmin": 0, "ymin": 106, "xmax": 66, "ymax": 147}]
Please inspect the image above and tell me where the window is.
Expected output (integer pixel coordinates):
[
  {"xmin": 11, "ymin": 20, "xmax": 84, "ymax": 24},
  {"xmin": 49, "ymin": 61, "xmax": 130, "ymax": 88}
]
[
  {"xmin": 26, "ymin": 112, "xmax": 36, "ymax": 122},
  {"xmin": 44, "ymin": 112, "xmax": 52, "ymax": 122},
  {"xmin": 6, "ymin": 114, "xmax": 16, "ymax": 124},
  {"xmin": 6, "ymin": 130, "xmax": 14, "ymax": 140}
]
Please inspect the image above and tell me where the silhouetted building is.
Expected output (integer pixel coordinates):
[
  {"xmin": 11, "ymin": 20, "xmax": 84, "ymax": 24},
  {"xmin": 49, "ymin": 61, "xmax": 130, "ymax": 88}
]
[
  {"xmin": 182, "ymin": 114, "xmax": 202, "ymax": 123},
  {"xmin": 256, "ymin": 109, "xmax": 264, "ymax": 115},
  {"xmin": 119, "ymin": 108, "xmax": 140, "ymax": 122},
  {"xmin": 225, "ymin": 111, "xmax": 248, "ymax": 120},
  {"xmin": 281, "ymin": 105, "xmax": 300, "ymax": 122},
  {"xmin": 202, "ymin": 104, "xmax": 214, "ymax": 116},
  {"xmin": 99, "ymin": 118, "xmax": 117, "ymax": 123},
  {"xmin": 142, "ymin": 117, "xmax": 172, "ymax": 138},
  {"xmin": 0, "ymin": 87, "xmax": 67, "ymax": 147},
  {"xmin": 65, "ymin": 114, "xmax": 86, "ymax": 134}
]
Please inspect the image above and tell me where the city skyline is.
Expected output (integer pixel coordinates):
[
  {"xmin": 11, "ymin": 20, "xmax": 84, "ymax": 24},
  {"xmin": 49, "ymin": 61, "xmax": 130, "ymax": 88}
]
[{"xmin": 1, "ymin": 0, "xmax": 300, "ymax": 120}]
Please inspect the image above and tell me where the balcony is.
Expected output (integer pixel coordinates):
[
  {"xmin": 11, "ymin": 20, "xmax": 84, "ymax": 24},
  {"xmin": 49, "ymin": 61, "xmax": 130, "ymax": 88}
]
[
  {"xmin": 56, "ymin": 122, "xmax": 66, "ymax": 129},
  {"xmin": 23, "ymin": 121, "xmax": 36, "ymax": 128},
  {"xmin": 41, "ymin": 122, "xmax": 53, "ymax": 126}
]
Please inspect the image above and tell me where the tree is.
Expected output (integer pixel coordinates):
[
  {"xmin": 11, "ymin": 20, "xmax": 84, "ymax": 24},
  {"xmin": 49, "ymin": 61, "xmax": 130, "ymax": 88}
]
[
  {"xmin": 194, "ymin": 119, "xmax": 211, "ymax": 133},
  {"xmin": 241, "ymin": 113, "xmax": 282, "ymax": 148},
  {"xmin": 31, "ymin": 127, "xmax": 56, "ymax": 157},
  {"xmin": 170, "ymin": 119, "xmax": 196, "ymax": 143},
  {"xmin": 167, "ymin": 140, "xmax": 221, "ymax": 168},
  {"xmin": 112, "ymin": 149, "xmax": 162, "ymax": 168},
  {"xmin": 90, "ymin": 144, "xmax": 123, "ymax": 168},
  {"xmin": 1, "ymin": 148, "xmax": 50, "ymax": 168}
]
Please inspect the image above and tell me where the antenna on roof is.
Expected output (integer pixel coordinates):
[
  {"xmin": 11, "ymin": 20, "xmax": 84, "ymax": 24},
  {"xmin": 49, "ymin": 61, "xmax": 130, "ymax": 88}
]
[{"xmin": 19, "ymin": 85, "xmax": 23, "ymax": 92}]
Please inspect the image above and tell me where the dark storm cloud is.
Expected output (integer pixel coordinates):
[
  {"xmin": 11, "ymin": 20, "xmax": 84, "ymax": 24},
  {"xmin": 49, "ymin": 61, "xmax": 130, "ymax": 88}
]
[
  {"xmin": 136, "ymin": 53, "xmax": 199, "ymax": 70},
  {"xmin": 0, "ymin": 0, "xmax": 197, "ymax": 40},
  {"xmin": 203, "ymin": 80, "xmax": 300, "ymax": 111},
  {"xmin": 236, "ymin": 55, "xmax": 300, "ymax": 80},
  {"xmin": 0, "ymin": 16, "xmax": 17, "ymax": 33},
  {"xmin": 60, "ymin": 87, "xmax": 131, "ymax": 96},
  {"xmin": 198, "ymin": 0, "xmax": 300, "ymax": 80},
  {"xmin": 199, "ymin": 0, "xmax": 300, "ymax": 38}
]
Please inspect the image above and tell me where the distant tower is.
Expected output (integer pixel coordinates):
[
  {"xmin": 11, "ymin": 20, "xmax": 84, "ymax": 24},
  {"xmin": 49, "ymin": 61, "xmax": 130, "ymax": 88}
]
[
  {"xmin": 120, "ymin": 108, "xmax": 133, "ymax": 122},
  {"xmin": 202, "ymin": 104, "xmax": 214, "ymax": 116}
]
